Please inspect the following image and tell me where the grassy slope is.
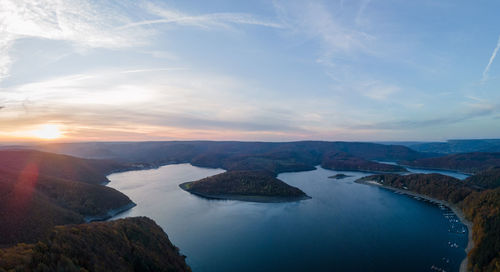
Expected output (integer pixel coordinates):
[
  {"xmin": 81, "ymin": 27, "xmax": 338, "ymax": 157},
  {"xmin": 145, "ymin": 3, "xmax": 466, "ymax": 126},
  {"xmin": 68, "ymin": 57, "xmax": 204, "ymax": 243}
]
[{"xmin": 0, "ymin": 217, "xmax": 191, "ymax": 272}]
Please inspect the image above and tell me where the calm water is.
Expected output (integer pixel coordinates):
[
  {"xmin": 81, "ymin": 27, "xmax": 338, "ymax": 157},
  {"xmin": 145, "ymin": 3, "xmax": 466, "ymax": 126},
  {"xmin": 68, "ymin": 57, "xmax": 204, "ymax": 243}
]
[
  {"xmin": 405, "ymin": 166, "xmax": 469, "ymax": 180},
  {"xmin": 377, "ymin": 161, "xmax": 470, "ymax": 180},
  {"xmin": 108, "ymin": 164, "xmax": 468, "ymax": 272}
]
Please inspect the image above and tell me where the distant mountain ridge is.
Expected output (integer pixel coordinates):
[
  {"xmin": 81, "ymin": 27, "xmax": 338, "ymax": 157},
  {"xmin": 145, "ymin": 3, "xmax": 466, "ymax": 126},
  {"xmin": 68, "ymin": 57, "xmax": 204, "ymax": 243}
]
[
  {"xmin": 409, "ymin": 139, "xmax": 500, "ymax": 154},
  {"xmin": 17, "ymin": 141, "xmax": 431, "ymax": 175},
  {"xmin": 401, "ymin": 152, "xmax": 500, "ymax": 174},
  {"xmin": 322, "ymin": 151, "xmax": 407, "ymax": 173}
]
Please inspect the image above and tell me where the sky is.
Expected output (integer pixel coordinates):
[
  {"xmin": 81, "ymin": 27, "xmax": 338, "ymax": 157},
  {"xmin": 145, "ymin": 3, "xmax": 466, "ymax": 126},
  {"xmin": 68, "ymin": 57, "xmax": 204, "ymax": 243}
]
[{"xmin": 1, "ymin": 0, "xmax": 499, "ymax": 143}]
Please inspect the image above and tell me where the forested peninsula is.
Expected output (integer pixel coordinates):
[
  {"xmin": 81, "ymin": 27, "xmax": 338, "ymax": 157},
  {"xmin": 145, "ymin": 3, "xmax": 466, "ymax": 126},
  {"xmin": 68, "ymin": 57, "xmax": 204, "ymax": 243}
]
[{"xmin": 180, "ymin": 170, "xmax": 309, "ymax": 202}]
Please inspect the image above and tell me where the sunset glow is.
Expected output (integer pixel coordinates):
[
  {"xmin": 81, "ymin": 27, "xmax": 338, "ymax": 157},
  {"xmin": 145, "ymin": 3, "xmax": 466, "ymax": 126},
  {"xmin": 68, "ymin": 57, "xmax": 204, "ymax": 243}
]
[
  {"xmin": 0, "ymin": 0, "xmax": 499, "ymax": 142},
  {"xmin": 30, "ymin": 124, "xmax": 63, "ymax": 140}
]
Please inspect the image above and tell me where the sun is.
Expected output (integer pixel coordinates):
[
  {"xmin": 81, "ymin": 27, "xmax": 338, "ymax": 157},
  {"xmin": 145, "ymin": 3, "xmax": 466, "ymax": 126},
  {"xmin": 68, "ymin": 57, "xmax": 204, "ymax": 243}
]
[{"xmin": 31, "ymin": 124, "xmax": 63, "ymax": 140}]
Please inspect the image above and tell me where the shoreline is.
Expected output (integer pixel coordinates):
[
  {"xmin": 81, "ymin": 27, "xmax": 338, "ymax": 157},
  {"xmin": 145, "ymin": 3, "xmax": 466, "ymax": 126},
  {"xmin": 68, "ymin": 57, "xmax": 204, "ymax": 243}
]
[
  {"xmin": 84, "ymin": 202, "xmax": 137, "ymax": 222},
  {"xmin": 179, "ymin": 182, "xmax": 311, "ymax": 203},
  {"xmin": 321, "ymin": 166, "xmax": 408, "ymax": 175},
  {"xmin": 398, "ymin": 164, "xmax": 473, "ymax": 176},
  {"xmin": 356, "ymin": 179, "xmax": 473, "ymax": 272},
  {"xmin": 106, "ymin": 163, "xmax": 475, "ymax": 270}
]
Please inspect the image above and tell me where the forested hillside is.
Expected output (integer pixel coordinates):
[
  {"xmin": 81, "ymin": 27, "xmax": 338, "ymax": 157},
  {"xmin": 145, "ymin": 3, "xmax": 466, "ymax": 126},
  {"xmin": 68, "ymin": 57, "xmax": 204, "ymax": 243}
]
[
  {"xmin": 0, "ymin": 217, "xmax": 191, "ymax": 272},
  {"xmin": 27, "ymin": 141, "xmax": 427, "ymax": 174},
  {"xmin": 180, "ymin": 170, "xmax": 308, "ymax": 202},
  {"xmin": 401, "ymin": 152, "xmax": 500, "ymax": 174},
  {"xmin": 322, "ymin": 152, "xmax": 407, "ymax": 173},
  {"xmin": 409, "ymin": 139, "xmax": 500, "ymax": 154},
  {"xmin": 0, "ymin": 150, "xmax": 134, "ymax": 245}
]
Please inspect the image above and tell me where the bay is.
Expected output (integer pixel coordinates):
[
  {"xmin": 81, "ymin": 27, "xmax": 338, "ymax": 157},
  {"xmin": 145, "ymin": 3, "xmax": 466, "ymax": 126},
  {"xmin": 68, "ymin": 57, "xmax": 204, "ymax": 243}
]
[{"xmin": 108, "ymin": 164, "xmax": 467, "ymax": 272}]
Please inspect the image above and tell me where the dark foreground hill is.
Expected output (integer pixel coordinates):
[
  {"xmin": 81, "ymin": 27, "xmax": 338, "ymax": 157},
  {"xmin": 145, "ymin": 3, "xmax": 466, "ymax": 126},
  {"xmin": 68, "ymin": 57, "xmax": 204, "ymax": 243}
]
[
  {"xmin": 461, "ymin": 188, "xmax": 500, "ymax": 272},
  {"xmin": 0, "ymin": 150, "xmax": 134, "ymax": 245},
  {"xmin": 180, "ymin": 170, "xmax": 309, "ymax": 202},
  {"xmin": 401, "ymin": 152, "xmax": 500, "ymax": 174},
  {"xmin": 357, "ymin": 172, "xmax": 500, "ymax": 272},
  {"xmin": 0, "ymin": 217, "xmax": 191, "ymax": 272}
]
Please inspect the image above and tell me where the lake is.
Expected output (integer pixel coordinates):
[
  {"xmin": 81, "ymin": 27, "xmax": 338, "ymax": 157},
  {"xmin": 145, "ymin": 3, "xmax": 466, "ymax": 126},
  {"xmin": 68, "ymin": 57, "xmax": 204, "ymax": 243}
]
[{"xmin": 107, "ymin": 164, "xmax": 468, "ymax": 272}]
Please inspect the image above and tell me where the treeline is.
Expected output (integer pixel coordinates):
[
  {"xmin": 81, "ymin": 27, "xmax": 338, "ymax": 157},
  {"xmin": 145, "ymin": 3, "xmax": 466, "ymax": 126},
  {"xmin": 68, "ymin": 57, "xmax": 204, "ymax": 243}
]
[
  {"xmin": 321, "ymin": 152, "xmax": 407, "ymax": 173},
  {"xmin": 465, "ymin": 167, "xmax": 500, "ymax": 189},
  {"xmin": 181, "ymin": 170, "xmax": 307, "ymax": 198},
  {"xmin": 401, "ymin": 152, "xmax": 500, "ymax": 174},
  {"xmin": 462, "ymin": 188, "xmax": 500, "ymax": 272},
  {"xmin": 0, "ymin": 217, "xmax": 191, "ymax": 272},
  {"xmin": 0, "ymin": 150, "xmax": 134, "ymax": 245},
  {"xmin": 358, "ymin": 173, "xmax": 475, "ymax": 203},
  {"xmin": 33, "ymin": 141, "xmax": 429, "ymax": 174}
]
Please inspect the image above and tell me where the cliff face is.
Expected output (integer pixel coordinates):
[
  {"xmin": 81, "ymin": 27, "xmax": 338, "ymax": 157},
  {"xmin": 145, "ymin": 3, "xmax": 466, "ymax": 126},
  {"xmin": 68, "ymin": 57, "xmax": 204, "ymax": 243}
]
[{"xmin": 0, "ymin": 217, "xmax": 191, "ymax": 272}]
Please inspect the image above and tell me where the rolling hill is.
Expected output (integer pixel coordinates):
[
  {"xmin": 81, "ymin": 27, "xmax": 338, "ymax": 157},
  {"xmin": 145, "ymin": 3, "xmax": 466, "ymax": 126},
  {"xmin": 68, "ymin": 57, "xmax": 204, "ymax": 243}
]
[
  {"xmin": 180, "ymin": 170, "xmax": 309, "ymax": 202},
  {"xmin": 27, "ymin": 141, "xmax": 429, "ymax": 174},
  {"xmin": 0, "ymin": 150, "xmax": 134, "ymax": 245},
  {"xmin": 401, "ymin": 152, "xmax": 500, "ymax": 174}
]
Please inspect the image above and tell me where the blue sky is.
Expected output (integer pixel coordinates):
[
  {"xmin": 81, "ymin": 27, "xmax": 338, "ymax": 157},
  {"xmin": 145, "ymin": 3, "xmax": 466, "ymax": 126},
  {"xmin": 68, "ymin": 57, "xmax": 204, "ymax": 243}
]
[{"xmin": 0, "ymin": 0, "xmax": 499, "ymax": 142}]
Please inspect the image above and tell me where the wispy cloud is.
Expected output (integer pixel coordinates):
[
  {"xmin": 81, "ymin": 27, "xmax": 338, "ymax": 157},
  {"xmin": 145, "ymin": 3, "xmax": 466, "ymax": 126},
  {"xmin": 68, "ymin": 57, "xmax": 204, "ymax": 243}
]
[
  {"xmin": 0, "ymin": 0, "xmax": 149, "ymax": 82},
  {"xmin": 0, "ymin": 68, "xmax": 314, "ymax": 140},
  {"xmin": 273, "ymin": 0, "xmax": 375, "ymax": 65},
  {"xmin": 117, "ymin": 3, "xmax": 283, "ymax": 30},
  {"xmin": 481, "ymin": 35, "xmax": 500, "ymax": 83},
  {"xmin": 355, "ymin": 0, "xmax": 372, "ymax": 26},
  {"xmin": 353, "ymin": 98, "xmax": 500, "ymax": 130},
  {"xmin": 359, "ymin": 81, "xmax": 401, "ymax": 101},
  {"xmin": 0, "ymin": 0, "xmax": 283, "ymax": 84}
]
